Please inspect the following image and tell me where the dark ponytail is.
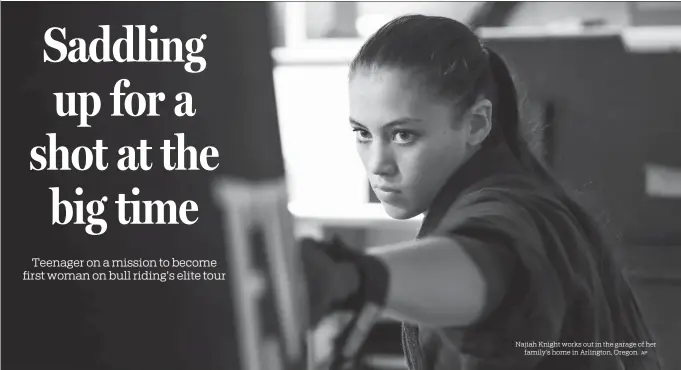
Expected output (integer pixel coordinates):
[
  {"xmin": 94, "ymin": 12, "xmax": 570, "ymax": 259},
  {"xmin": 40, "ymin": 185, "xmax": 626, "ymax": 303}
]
[
  {"xmin": 486, "ymin": 46, "xmax": 661, "ymax": 369},
  {"xmin": 485, "ymin": 46, "xmax": 553, "ymax": 186},
  {"xmin": 484, "ymin": 47, "xmax": 522, "ymax": 158}
]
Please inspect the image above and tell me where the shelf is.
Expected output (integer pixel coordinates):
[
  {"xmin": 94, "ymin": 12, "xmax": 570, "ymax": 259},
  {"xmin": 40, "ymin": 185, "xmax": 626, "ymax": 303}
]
[
  {"xmin": 478, "ymin": 25, "xmax": 623, "ymax": 39},
  {"xmin": 480, "ymin": 25, "xmax": 681, "ymax": 53},
  {"xmin": 289, "ymin": 202, "xmax": 423, "ymax": 229}
]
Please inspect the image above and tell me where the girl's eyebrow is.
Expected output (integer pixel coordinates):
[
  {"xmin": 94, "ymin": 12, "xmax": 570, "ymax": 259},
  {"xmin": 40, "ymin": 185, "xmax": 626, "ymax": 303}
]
[{"xmin": 349, "ymin": 117, "xmax": 423, "ymax": 130}]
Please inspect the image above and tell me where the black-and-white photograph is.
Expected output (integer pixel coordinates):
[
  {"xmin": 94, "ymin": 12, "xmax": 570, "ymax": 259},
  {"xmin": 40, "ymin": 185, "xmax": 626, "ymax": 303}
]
[{"xmin": 3, "ymin": 2, "xmax": 681, "ymax": 370}]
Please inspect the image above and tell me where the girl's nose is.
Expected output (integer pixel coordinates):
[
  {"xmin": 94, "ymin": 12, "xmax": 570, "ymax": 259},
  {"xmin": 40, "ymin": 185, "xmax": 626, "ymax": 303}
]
[{"xmin": 366, "ymin": 142, "xmax": 397, "ymax": 177}]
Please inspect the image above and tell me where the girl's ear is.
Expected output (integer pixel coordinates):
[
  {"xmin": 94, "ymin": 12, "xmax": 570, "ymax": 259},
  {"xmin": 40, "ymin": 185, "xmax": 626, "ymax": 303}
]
[{"xmin": 465, "ymin": 98, "xmax": 493, "ymax": 146}]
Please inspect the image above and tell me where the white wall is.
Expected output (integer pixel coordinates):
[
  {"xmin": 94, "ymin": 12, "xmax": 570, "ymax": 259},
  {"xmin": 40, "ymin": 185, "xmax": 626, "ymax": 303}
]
[{"xmin": 273, "ymin": 64, "xmax": 368, "ymax": 206}]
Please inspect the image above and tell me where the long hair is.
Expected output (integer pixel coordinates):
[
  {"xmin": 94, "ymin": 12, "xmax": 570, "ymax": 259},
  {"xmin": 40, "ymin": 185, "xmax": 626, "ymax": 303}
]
[{"xmin": 350, "ymin": 14, "xmax": 660, "ymax": 369}]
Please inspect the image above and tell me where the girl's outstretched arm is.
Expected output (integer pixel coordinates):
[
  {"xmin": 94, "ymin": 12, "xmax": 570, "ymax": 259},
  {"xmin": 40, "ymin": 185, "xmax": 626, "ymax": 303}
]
[{"xmin": 368, "ymin": 235, "xmax": 515, "ymax": 327}]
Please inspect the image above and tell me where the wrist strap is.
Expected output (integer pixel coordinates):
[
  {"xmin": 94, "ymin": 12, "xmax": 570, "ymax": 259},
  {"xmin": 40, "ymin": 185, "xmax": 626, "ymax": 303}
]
[{"xmin": 327, "ymin": 236, "xmax": 390, "ymax": 311}]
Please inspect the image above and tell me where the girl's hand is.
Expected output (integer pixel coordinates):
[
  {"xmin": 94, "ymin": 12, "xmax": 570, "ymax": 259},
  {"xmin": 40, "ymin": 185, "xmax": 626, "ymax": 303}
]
[
  {"xmin": 300, "ymin": 238, "xmax": 360, "ymax": 327},
  {"xmin": 299, "ymin": 237, "xmax": 390, "ymax": 328}
]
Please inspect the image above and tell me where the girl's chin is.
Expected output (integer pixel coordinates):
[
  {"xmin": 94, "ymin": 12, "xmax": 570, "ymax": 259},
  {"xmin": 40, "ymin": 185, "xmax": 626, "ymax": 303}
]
[{"xmin": 380, "ymin": 201, "xmax": 419, "ymax": 220}]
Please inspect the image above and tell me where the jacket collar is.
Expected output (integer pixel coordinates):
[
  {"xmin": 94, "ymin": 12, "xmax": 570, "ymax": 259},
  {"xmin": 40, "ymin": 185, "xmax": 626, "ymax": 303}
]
[{"xmin": 417, "ymin": 141, "xmax": 527, "ymax": 237}]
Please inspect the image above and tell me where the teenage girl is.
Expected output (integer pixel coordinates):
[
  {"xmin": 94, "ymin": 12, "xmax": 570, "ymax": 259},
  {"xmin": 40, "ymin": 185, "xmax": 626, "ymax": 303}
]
[{"xmin": 301, "ymin": 15, "xmax": 661, "ymax": 370}]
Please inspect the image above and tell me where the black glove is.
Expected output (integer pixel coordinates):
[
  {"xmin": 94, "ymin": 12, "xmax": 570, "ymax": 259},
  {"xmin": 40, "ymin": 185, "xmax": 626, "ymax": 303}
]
[
  {"xmin": 300, "ymin": 237, "xmax": 359, "ymax": 327},
  {"xmin": 300, "ymin": 236, "xmax": 390, "ymax": 370}
]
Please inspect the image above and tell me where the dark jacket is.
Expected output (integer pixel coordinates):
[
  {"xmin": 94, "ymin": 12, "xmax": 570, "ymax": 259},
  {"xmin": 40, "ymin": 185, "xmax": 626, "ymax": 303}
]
[{"xmin": 401, "ymin": 142, "xmax": 660, "ymax": 370}]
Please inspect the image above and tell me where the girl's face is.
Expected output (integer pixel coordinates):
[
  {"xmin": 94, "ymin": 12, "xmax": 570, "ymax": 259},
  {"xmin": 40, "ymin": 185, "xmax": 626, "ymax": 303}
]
[{"xmin": 349, "ymin": 68, "xmax": 481, "ymax": 219}]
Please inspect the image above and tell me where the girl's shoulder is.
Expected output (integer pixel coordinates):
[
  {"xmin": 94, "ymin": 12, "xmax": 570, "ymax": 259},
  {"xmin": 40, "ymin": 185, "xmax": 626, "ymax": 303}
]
[
  {"xmin": 452, "ymin": 172, "xmax": 569, "ymax": 217},
  {"xmin": 429, "ymin": 172, "xmax": 584, "ymax": 248}
]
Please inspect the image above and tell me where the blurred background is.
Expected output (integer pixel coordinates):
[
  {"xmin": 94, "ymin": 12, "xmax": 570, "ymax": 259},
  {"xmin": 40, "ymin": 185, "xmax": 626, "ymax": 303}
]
[{"xmin": 266, "ymin": 2, "xmax": 681, "ymax": 370}]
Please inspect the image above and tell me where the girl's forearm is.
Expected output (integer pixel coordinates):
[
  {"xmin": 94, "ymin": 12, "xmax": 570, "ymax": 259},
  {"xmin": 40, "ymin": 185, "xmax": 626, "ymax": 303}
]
[{"xmin": 367, "ymin": 236, "xmax": 494, "ymax": 327}]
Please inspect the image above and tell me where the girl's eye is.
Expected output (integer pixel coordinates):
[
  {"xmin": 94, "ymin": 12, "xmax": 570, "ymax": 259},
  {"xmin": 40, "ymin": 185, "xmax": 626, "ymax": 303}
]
[
  {"xmin": 393, "ymin": 130, "xmax": 417, "ymax": 144},
  {"xmin": 353, "ymin": 128, "xmax": 372, "ymax": 143}
]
